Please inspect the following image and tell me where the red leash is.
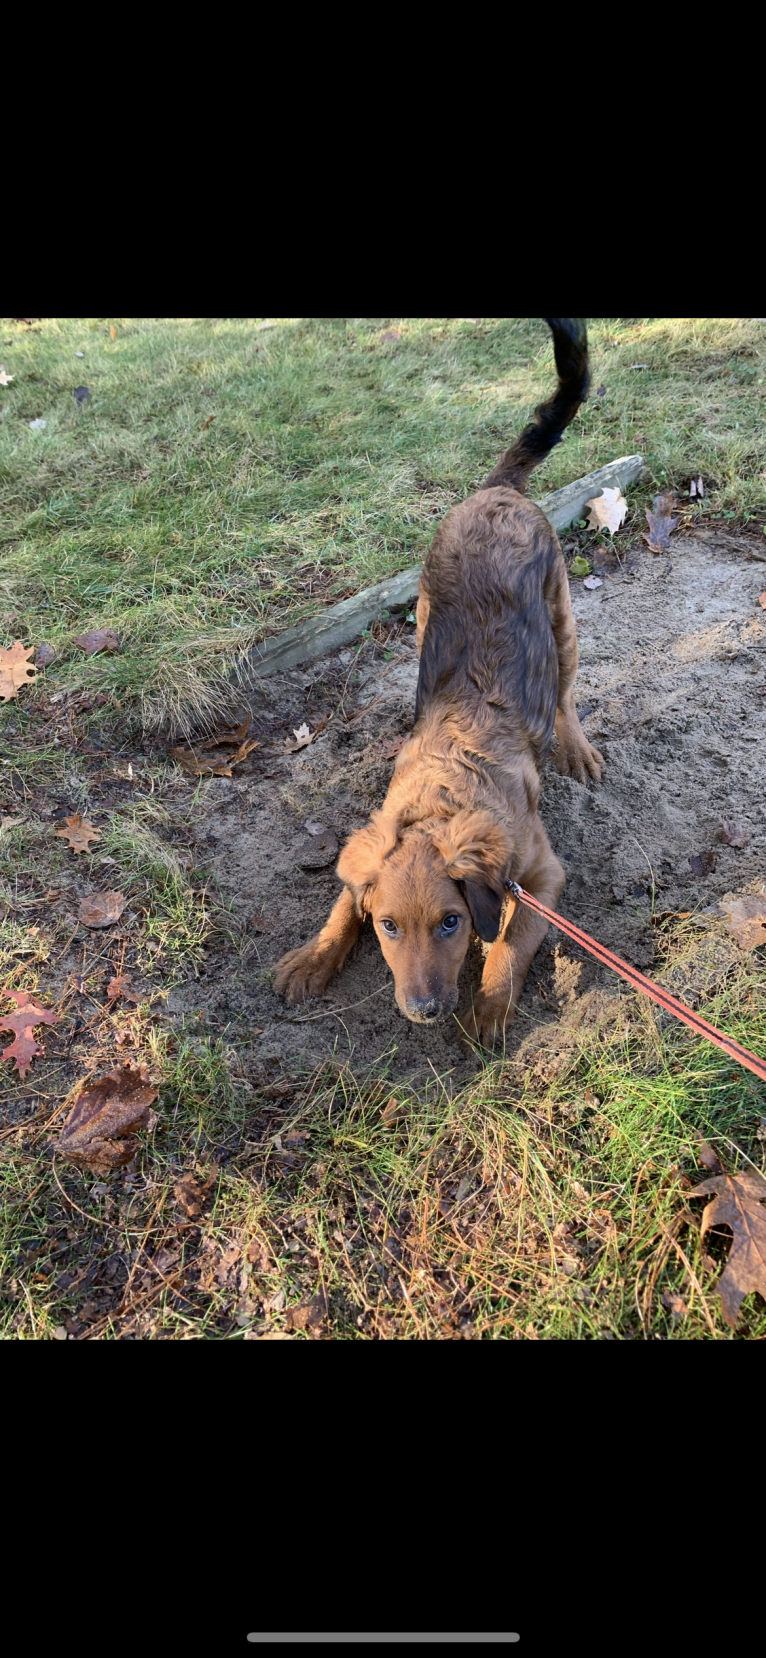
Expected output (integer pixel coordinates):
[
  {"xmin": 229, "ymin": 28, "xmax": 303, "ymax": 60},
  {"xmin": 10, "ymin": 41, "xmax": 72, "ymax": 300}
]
[{"xmin": 505, "ymin": 881, "xmax": 766, "ymax": 1084}]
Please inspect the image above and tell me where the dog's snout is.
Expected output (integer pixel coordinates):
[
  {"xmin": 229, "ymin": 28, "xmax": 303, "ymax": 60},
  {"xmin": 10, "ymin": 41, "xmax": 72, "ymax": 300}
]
[{"xmin": 404, "ymin": 993, "xmax": 455, "ymax": 1024}]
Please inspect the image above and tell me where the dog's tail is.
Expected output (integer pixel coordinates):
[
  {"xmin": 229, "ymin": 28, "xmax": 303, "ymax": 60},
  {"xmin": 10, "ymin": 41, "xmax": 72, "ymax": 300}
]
[{"xmin": 481, "ymin": 318, "xmax": 589, "ymax": 495}]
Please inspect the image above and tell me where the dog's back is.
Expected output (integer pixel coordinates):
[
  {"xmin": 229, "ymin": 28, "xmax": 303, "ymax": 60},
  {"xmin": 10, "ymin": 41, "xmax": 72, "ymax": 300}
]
[{"xmin": 415, "ymin": 319, "xmax": 590, "ymax": 767}]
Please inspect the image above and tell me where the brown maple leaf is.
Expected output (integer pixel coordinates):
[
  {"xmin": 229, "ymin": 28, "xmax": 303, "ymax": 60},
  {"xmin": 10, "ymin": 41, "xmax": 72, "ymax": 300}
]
[
  {"xmin": 55, "ymin": 814, "xmax": 101, "ymax": 853},
  {"xmin": 690, "ymin": 1167, "xmax": 766, "ymax": 1328},
  {"xmin": 171, "ymin": 713, "xmax": 259, "ymax": 777},
  {"xmin": 643, "ymin": 490, "xmax": 678, "ymax": 554},
  {"xmin": 0, "ymin": 991, "xmax": 58, "ymax": 1078},
  {"xmin": 78, "ymin": 890, "xmax": 126, "ymax": 928},
  {"xmin": 74, "ymin": 628, "xmax": 121, "ymax": 656},
  {"xmin": 56, "ymin": 1061, "xmax": 159, "ymax": 1174},
  {"xmin": 0, "ymin": 640, "xmax": 37, "ymax": 702}
]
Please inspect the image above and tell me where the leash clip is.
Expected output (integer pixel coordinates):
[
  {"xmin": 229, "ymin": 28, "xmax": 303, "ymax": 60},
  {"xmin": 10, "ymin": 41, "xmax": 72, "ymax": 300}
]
[{"xmin": 504, "ymin": 879, "xmax": 523, "ymax": 898}]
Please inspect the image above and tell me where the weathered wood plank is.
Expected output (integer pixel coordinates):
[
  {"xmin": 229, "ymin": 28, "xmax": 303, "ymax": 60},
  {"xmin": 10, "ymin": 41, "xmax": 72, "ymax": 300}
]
[{"xmin": 246, "ymin": 454, "xmax": 645, "ymax": 679}]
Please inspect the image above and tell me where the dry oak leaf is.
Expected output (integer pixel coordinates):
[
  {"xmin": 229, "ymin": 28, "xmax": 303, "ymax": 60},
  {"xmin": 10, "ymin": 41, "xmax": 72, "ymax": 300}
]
[
  {"xmin": 284, "ymin": 1288, "xmax": 329, "ymax": 1335},
  {"xmin": 55, "ymin": 814, "xmax": 101, "ymax": 853},
  {"xmin": 57, "ymin": 1061, "xmax": 159, "ymax": 1174},
  {"xmin": 720, "ymin": 820, "xmax": 751, "ymax": 849},
  {"xmin": 106, "ymin": 973, "xmax": 141, "ymax": 1003},
  {"xmin": 171, "ymin": 714, "xmax": 259, "ymax": 778},
  {"xmin": 74, "ymin": 628, "xmax": 120, "ymax": 656},
  {"xmin": 1, "ymin": 991, "xmax": 57, "ymax": 1078},
  {"xmin": 78, "ymin": 890, "xmax": 126, "ymax": 928},
  {"xmin": 643, "ymin": 490, "xmax": 678, "ymax": 554},
  {"xmin": 0, "ymin": 640, "xmax": 36, "ymax": 702},
  {"xmin": 173, "ymin": 1171, "xmax": 215, "ymax": 1218},
  {"xmin": 717, "ymin": 892, "xmax": 766, "ymax": 951},
  {"xmin": 284, "ymin": 716, "xmax": 327, "ymax": 753},
  {"xmin": 690, "ymin": 1167, "xmax": 766, "ymax": 1328},
  {"xmin": 585, "ymin": 486, "xmax": 628, "ymax": 536}
]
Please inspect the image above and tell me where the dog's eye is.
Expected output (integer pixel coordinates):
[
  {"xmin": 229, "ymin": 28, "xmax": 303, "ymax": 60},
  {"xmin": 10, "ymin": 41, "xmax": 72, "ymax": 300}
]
[
  {"xmin": 441, "ymin": 914, "xmax": 460, "ymax": 934},
  {"xmin": 380, "ymin": 919, "xmax": 399, "ymax": 936}
]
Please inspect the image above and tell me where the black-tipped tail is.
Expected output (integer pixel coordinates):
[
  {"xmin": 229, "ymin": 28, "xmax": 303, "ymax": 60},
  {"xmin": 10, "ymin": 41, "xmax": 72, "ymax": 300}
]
[{"xmin": 481, "ymin": 318, "xmax": 589, "ymax": 495}]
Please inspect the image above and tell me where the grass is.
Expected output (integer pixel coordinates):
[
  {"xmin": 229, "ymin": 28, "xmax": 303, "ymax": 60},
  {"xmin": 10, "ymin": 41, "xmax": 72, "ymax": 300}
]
[
  {"xmin": 1, "ymin": 316, "xmax": 766, "ymax": 1340},
  {"xmin": 3, "ymin": 316, "xmax": 766, "ymax": 733}
]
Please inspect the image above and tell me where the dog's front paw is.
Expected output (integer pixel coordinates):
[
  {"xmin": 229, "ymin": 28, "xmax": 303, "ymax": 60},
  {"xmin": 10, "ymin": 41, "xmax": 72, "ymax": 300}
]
[
  {"xmin": 556, "ymin": 733, "xmax": 604, "ymax": 784},
  {"xmin": 459, "ymin": 995, "xmax": 516, "ymax": 1051},
  {"xmin": 273, "ymin": 944, "xmax": 335, "ymax": 1004}
]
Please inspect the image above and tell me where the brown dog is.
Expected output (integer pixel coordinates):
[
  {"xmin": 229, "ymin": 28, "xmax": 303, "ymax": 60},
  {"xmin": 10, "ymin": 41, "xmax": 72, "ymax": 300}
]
[{"xmin": 275, "ymin": 318, "xmax": 603, "ymax": 1045}]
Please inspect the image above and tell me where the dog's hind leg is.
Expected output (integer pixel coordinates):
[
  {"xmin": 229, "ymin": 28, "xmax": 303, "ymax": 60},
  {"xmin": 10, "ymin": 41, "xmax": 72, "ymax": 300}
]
[
  {"xmin": 463, "ymin": 819, "xmax": 565, "ymax": 1049},
  {"xmin": 546, "ymin": 553, "xmax": 604, "ymax": 783},
  {"xmin": 274, "ymin": 887, "xmax": 361, "ymax": 1005}
]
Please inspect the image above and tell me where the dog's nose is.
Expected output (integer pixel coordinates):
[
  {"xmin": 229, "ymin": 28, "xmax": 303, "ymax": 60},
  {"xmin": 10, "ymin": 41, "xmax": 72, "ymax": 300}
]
[{"xmin": 406, "ymin": 996, "xmax": 444, "ymax": 1022}]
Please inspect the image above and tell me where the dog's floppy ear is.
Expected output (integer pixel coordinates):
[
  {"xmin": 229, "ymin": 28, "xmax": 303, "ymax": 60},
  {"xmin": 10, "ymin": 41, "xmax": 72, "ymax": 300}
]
[
  {"xmin": 433, "ymin": 809, "xmax": 510, "ymax": 944},
  {"xmin": 336, "ymin": 811, "xmax": 400, "ymax": 917},
  {"xmin": 459, "ymin": 879, "xmax": 504, "ymax": 944}
]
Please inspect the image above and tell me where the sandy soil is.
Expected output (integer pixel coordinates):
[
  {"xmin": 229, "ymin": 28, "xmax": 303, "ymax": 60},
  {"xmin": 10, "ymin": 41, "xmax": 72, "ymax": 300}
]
[{"xmin": 170, "ymin": 533, "xmax": 766, "ymax": 1088}]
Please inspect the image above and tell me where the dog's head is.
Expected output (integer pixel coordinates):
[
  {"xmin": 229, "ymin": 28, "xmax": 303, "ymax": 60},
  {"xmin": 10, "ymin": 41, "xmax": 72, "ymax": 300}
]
[{"xmin": 336, "ymin": 808, "xmax": 511, "ymax": 1023}]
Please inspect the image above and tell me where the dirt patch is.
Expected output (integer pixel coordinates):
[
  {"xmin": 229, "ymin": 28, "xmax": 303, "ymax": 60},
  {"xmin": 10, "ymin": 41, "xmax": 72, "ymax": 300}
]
[{"xmin": 169, "ymin": 535, "xmax": 766, "ymax": 1083}]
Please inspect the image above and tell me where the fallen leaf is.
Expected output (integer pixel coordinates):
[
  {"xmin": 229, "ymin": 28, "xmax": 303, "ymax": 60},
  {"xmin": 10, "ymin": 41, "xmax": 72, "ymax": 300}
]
[
  {"xmin": 171, "ymin": 713, "xmax": 259, "ymax": 778},
  {"xmin": 174, "ymin": 1171, "xmax": 215, "ymax": 1218},
  {"xmin": 381, "ymin": 1096, "xmax": 405, "ymax": 1125},
  {"xmin": 200, "ymin": 414, "xmax": 216, "ymax": 431},
  {"xmin": 110, "ymin": 325, "xmax": 117, "ymax": 340},
  {"xmin": 720, "ymin": 820, "xmax": 751, "ymax": 849},
  {"xmin": 661, "ymin": 1289, "xmax": 688, "ymax": 1319},
  {"xmin": 0, "ymin": 640, "xmax": 36, "ymax": 702},
  {"xmin": 29, "ymin": 418, "xmax": 46, "ymax": 430},
  {"xmin": 0, "ymin": 991, "xmax": 58, "ymax": 1078},
  {"xmin": 78, "ymin": 890, "xmax": 126, "ymax": 928},
  {"xmin": 689, "ymin": 1166, "xmax": 766, "ymax": 1328},
  {"xmin": 285, "ymin": 721, "xmax": 313, "ymax": 751},
  {"xmin": 717, "ymin": 892, "xmax": 766, "ymax": 951},
  {"xmin": 697, "ymin": 1139, "xmax": 724, "ymax": 1173},
  {"xmin": 585, "ymin": 486, "xmax": 628, "ymax": 536},
  {"xmin": 55, "ymin": 814, "xmax": 101, "ymax": 853},
  {"xmin": 643, "ymin": 490, "xmax": 678, "ymax": 554},
  {"xmin": 689, "ymin": 850, "xmax": 716, "ymax": 876},
  {"xmin": 106, "ymin": 974, "xmax": 141, "ymax": 1003},
  {"xmin": 759, "ymin": 593, "xmax": 766, "ymax": 611},
  {"xmin": 35, "ymin": 642, "xmax": 55, "ymax": 668},
  {"xmin": 583, "ymin": 575, "xmax": 603, "ymax": 590},
  {"xmin": 285, "ymin": 1288, "xmax": 328, "ymax": 1334},
  {"xmin": 57, "ymin": 1061, "xmax": 159, "ymax": 1175},
  {"xmin": 569, "ymin": 556, "xmax": 591, "ymax": 578},
  {"xmin": 381, "ymin": 328, "xmax": 402, "ymax": 343},
  {"xmin": 74, "ymin": 628, "xmax": 120, "ymax": 655},
  {"xmin": 0, "ymin": 366, "xmax": 14, "ymax": 386},
  {"xmin": 297, "ymin": 828, "xmax": 338, "ymax": 869},
  {"xmin": 1, "ymin": 816, "xmax": 23, "ymax": 830},
  {"xmin": 73, "ymin": 386, "xmax": 90, "ymax": 406}
]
